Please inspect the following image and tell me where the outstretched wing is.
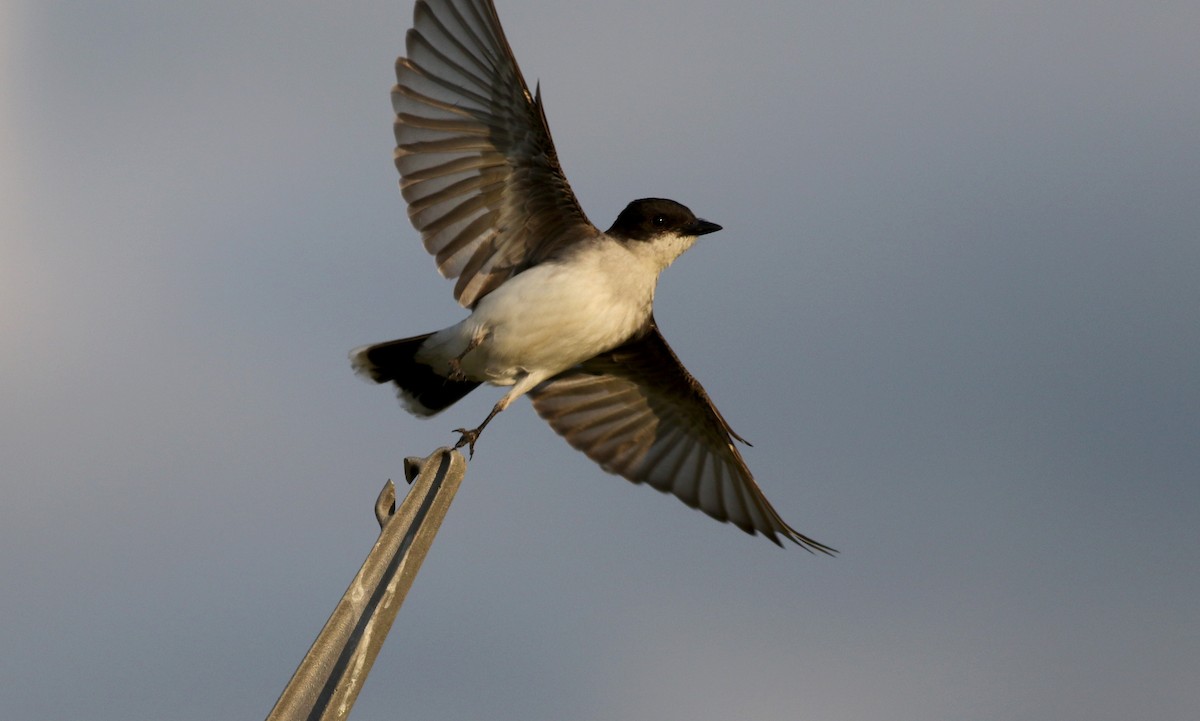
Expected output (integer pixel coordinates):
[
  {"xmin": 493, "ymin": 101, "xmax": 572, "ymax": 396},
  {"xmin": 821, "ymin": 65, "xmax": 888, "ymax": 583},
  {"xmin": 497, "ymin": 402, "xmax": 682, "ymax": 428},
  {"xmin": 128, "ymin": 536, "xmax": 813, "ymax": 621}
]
[
  {"xmin": 529, "ymin": 320, "xmax": 835, "ymax": 552},
  {"xmin": 395, "ymin": 0, "xmax": 595, "ymax": 308}
]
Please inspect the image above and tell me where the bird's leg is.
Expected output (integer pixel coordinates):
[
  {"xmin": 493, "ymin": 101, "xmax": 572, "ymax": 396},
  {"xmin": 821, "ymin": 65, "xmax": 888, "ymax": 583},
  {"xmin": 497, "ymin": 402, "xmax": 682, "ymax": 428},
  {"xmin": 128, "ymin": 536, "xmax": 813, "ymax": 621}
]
[
  {"xmin": 451, "ymin": 371, "xmax": 538, "ymax": 457},
  {"xmin": 447, "ymin": 327, "xmax": 488, "ymax": 381},
  {"xmin": 453, "ymin": 397, "xmax": 508, "ymax": 458}
]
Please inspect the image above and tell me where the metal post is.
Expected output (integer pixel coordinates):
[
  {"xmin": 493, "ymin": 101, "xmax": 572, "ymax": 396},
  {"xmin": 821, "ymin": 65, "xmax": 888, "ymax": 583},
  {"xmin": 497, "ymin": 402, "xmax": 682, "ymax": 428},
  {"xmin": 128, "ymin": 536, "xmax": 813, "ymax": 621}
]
[{"xmin": 266, "ymin": 447, "xmax": 467, "ymax": 721}]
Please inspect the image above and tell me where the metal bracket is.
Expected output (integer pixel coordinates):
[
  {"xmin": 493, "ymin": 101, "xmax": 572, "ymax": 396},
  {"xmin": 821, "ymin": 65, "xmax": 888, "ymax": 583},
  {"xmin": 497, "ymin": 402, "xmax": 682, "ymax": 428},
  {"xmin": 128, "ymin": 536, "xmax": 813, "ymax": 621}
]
[{"xmin": 266, "ymin": 447, "xmax": 467, "ymax": 720}]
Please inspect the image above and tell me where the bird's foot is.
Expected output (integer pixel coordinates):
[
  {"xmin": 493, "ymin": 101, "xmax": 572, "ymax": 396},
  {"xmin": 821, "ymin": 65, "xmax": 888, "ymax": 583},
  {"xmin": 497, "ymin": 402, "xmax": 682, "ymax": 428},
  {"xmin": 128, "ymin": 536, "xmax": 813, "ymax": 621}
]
[
  {"xmin": 452, "ymin": 398, "xmax": 503, "ymax": 459},
  {"xmin": 446, "ymin": 358, "xmax": 469, "ymax": 382},
  {"xmin": 453, "ymin": 427, "xmax": 481, "ymax": 458}
]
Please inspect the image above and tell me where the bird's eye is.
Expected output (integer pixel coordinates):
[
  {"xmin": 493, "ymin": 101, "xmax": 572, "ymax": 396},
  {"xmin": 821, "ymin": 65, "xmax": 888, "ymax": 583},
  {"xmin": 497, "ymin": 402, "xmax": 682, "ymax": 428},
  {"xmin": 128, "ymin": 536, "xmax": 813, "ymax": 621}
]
[{"xmin": 653, "ymin": 215, "xmax": 666, "ymax": 227}]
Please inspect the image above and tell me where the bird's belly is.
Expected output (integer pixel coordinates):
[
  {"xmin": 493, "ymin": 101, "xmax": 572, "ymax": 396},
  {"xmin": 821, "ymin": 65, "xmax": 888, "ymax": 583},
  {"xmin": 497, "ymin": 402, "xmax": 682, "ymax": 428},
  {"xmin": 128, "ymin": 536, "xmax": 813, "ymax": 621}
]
[{"xmin": 447, "ymin": 263, "xmax": 649, "ymax": 384}]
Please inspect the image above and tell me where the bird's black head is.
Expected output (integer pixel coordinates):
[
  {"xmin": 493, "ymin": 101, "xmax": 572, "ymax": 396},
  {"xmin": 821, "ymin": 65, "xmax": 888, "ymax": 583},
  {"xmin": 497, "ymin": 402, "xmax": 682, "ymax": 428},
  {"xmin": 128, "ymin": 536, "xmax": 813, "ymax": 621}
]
[{"xmin": 606, "ymin": 198, "xmax": 722, "ymax": 242}]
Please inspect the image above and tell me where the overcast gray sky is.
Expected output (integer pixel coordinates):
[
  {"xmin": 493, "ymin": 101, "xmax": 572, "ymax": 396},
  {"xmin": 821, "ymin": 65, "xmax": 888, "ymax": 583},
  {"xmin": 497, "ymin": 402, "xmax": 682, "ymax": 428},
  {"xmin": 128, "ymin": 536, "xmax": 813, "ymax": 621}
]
[{"xmin": 3, "ymin": 1, "xmax": 1198, "ymax": 719}]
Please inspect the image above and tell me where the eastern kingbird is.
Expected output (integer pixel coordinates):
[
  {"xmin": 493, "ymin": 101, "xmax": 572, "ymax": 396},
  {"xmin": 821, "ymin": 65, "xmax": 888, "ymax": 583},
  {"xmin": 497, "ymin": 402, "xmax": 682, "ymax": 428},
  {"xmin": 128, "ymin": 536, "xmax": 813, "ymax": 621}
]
[{"xmin": 353, "ymin": 0, "xmax": 833, "ymax": 552}]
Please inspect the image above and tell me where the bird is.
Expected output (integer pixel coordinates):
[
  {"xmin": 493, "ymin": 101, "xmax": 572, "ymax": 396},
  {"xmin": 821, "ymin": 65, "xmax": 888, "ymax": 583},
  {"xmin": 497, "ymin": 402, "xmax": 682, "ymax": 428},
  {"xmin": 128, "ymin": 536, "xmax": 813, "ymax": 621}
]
[{"xmin": 352, "ymin": 0, "xmax": 834, "ymax": 552}]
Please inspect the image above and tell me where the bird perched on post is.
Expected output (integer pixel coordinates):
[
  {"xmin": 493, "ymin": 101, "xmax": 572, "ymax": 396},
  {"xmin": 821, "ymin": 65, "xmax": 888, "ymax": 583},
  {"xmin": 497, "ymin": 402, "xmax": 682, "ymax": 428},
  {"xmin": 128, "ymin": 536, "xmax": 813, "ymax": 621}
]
[{"xmin": 353, "ymin": 0, "xmax": 833, "ymax": 552}]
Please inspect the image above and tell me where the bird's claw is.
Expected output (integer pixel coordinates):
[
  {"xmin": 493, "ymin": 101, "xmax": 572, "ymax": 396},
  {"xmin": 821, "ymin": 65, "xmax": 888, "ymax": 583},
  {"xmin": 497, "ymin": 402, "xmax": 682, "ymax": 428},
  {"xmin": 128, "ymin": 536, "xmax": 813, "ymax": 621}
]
[
  {"xmin": 453, "ymin": 427, "xmax": 480, "ymax": 458},
  {"xmin": 446, "ymin": 358, "xmax": 468, "ymax": 382}
]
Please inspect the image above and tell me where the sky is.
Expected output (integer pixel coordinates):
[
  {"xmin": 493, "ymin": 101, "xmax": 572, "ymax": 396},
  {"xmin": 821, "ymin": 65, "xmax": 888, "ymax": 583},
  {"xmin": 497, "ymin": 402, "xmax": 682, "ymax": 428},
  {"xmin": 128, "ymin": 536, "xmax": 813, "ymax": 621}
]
[{"xmin": 3, "ymin": 1, "xmax": 1198, "ymax": 719}]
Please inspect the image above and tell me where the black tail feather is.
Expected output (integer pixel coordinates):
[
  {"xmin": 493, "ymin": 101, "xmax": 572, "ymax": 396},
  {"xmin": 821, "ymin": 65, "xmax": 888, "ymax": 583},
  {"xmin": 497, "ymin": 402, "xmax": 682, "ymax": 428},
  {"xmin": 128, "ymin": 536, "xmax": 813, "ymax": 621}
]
[{"xmin": 351, "ymin": 333, "xmax": 480, "ymax": 416}]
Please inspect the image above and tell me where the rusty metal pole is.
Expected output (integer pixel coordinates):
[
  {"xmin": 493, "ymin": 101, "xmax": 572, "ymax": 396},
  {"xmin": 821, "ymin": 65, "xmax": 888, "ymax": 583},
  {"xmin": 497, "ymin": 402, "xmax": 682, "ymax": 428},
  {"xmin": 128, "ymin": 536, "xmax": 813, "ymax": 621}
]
[{"xmin": 266, "ymin": 447, "xmax": 467, "ymax": 721}]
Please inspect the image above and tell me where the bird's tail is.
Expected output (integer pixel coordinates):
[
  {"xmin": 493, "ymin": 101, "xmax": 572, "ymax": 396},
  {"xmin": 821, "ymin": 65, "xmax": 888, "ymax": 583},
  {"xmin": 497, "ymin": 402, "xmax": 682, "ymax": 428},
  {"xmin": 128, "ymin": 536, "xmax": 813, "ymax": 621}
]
[{"xmin": 351, "ymin": 333, "xmax": 480, "ymax": 417}]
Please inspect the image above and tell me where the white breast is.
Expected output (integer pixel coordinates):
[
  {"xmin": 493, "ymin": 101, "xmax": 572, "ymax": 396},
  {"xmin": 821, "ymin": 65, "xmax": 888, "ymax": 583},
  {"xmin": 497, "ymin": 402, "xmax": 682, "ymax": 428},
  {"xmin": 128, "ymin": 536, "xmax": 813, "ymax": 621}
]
[{"xmin": 423, "ymin": 239, "xmax": 663, "ymax": 385}]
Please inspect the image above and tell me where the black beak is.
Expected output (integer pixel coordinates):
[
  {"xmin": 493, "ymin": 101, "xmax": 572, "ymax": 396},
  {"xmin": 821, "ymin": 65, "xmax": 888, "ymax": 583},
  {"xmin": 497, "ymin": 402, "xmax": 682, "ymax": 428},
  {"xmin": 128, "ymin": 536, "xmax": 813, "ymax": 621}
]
[{"xmin": 691, "ymin": 218, "xmax": 722, "ymax": 236}]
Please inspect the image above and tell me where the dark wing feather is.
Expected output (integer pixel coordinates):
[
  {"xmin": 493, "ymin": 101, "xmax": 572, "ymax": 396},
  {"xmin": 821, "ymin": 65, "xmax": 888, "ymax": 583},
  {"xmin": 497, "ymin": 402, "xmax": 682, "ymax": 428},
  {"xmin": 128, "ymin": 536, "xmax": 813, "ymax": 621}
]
[
  {"xmin": 395, "ymin": 0, "xmax": 594, "ymax": 308},
  {"xmin": 529, "ymin": 320, "xmax": 835, "ymax": 552}
]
